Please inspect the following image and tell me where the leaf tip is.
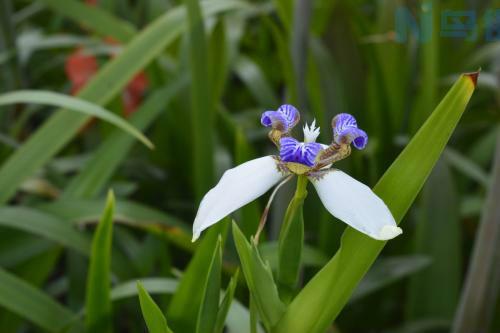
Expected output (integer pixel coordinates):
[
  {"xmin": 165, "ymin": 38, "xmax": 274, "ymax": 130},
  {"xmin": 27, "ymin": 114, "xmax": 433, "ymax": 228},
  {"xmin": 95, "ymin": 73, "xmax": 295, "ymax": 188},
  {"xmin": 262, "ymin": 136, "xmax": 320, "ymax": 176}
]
[{"xmin": 464, "ymin": 70, "xmax": 480, "ymax": 88}]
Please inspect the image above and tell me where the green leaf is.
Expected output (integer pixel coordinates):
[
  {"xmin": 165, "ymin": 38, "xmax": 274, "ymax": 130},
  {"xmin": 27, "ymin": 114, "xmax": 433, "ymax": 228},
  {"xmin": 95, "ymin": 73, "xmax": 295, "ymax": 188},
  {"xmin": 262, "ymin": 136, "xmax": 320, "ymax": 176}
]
[
  {"xmin": 444, "ymin": 147, "xmax": 490, "ymax": 188},
  {"xmin": 40, "ymin": 0, "xmax": 136, "ymax": 42},
  {"xmin": 277, "ymin": 176, "xmax": 306, "ymax": 302},
  {"xmin": 0, "ymin": 207, "xmax": 90, "ymax": 255},
  {"xmin": 259, "ymin": 242, "xmax": 328, "ymax": 269},
  {"xmin": 233, "ymin": 56, "xmax": 279, "ymax": 107},
  {"xmin": 38, "ymin": 198, "xmax": 192, "ymax": 251},
  {"xmin": 0, "ymin": 267, "xmax": 79, "ymax": 332},
  {"xmin": 111, "ymin": 276, "xmax": 256, "ymax": 333},
  {"xmin": 273, "ymin": 72, "xmax": 479, "ymax": 333},
  {"xmin": 0, "ymin": 90, "xmax": 153, "ymax": 149},
  {"xmin": 63, "ymin": 80, "xmax": 187, "ymax": 199},
  {"xmin": 407, "ymin": 159, "xmax": 461, "ymax": 321},
  {"xmin": 0, "ymin": 0, "xmax": 247, "ymax": 205},
  {"xmin": 232, "ymin": 221, "xmax": 285, "ymax": 330},
  {"xmin": 168, "ymin": 220, "xmax": 228, "ymax": 332},
  {"xmin": 351, "ymin": 255, "xmax": 431, "ymax": 303},
  {"xmin": 196, "ymin": 238, "xmax": 222, "ymax": 333},
  {"xmin": 186, "ymin": 0, "xmax": 215, "ymax": 199},
  {"xmin": 85, "ymin": 191, "xmax": 115, "ymax": 333},
  {"xmin": 137, "ymin": 281, "xmax": 173, "ymax": 333},
  {"xmin": 214, "ymin": 270, "xmax": 240, "ymax": 333}
]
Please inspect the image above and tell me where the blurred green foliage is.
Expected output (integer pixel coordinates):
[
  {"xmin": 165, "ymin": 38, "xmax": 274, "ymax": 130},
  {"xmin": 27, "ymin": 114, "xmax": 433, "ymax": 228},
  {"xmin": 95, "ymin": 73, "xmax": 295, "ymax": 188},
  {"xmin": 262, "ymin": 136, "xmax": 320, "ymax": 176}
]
[{"xmin": 0, "ymin": 0, "xmax": 498, "ymax": 332}]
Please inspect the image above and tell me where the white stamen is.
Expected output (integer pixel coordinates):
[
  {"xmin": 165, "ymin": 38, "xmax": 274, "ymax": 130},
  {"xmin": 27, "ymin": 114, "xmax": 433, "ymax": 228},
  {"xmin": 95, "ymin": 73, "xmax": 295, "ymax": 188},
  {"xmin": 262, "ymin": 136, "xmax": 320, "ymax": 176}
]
[{"xmin": 303, "ymin": 119, "xmax": 321, "ymax": 143}]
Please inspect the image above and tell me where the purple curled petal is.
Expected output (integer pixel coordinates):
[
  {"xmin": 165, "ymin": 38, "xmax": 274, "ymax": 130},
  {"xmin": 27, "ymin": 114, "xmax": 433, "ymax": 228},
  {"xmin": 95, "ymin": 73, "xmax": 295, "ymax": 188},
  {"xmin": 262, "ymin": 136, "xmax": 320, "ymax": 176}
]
[
  {"xmin": 332, "ymin": 113, "xmax": 368, "ymax": 149},
  {"xmin": 346, "ymin": 128, "xmax": 368, "ymax": 150},
  {"xmin": 261, "ymin": 111, "xmax": 288, "ymax": 131},
  {"xmin": 332, "ymin": 113, "xmax": 357, "ymax": 135},
  {"xmin": 279, "ymin": 137, "xmax": 322, "ymax": 167},
  {"xmin": 277, "ymin": 104, "xmax": 300, "ymax": 129}
]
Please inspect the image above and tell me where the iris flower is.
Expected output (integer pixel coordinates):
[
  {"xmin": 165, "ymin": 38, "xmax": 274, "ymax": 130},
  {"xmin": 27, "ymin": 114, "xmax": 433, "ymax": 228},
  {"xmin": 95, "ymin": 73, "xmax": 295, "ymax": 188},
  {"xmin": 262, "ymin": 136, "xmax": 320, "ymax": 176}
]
[{"xmin": 192, "ymin": 105, "xmax": 402, "ymax": 241}]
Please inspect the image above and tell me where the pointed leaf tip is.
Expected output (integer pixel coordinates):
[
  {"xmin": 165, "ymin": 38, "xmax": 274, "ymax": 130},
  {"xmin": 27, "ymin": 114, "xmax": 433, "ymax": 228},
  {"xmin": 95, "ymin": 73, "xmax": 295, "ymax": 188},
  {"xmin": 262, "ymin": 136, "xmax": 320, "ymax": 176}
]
[{"xmin": 465, "ymin": 70, "xmax": 480, "ymax": 88}]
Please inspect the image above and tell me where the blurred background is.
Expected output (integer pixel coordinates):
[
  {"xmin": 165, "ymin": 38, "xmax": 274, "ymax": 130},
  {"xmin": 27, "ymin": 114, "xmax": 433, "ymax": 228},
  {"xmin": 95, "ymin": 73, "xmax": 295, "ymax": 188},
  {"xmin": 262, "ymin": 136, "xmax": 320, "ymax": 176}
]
[{"xmin": 0, "ymin": 0, "xmax": 499, "ymax": 332}]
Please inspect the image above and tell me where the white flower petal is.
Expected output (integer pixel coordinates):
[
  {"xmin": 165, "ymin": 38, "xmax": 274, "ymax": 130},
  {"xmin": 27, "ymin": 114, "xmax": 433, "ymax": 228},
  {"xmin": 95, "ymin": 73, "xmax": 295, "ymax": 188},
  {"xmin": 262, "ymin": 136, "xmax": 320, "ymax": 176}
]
[
  {"xmin": 192, "ymin": 156, "xmax": 285, "ymax": 241},
  {"xmin": 309, "ymin": 170, "xmax": 401, "ymax": 240}
]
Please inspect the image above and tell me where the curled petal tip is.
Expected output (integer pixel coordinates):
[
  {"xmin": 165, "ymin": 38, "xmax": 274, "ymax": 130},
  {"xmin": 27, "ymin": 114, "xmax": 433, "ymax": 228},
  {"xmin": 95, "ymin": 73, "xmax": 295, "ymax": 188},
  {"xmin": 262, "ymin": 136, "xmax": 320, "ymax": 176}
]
[
  {"xmin": 192, "ymin": 233, "xmax": 199, "ymax": 242},
  {"xmin": 378, "ymin": 225, "xmax": 402, "ymax": 240}
]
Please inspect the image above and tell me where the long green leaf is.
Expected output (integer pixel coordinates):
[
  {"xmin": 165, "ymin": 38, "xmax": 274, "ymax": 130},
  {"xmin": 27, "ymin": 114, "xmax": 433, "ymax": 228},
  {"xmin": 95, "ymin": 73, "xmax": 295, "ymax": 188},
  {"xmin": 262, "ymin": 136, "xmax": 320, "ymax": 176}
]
[
  {"xmin": 0, "ymin": 0, "xmax": 247, "ymax": 205},
  {"xmin": 137, "ymin": 281, "xmax": 173, "ymax": 333},
  {"xmin": 0, "ymin": 207, "xmax": 90, "ymax": 255},
  {"xmin": 196, "ymin": 238, "xmax": 222, "ymax": 333},
  {"xmin": 0, "ymin": 90, "xmax": 153, "ymax": 149},
  {"xmin": 214, "ymin": 270, "xmax": 239, "ymax": 333},
  {"xmin": 85, "ymin": 191, "xmax": 115, "ymax": 333},
  {"xmin": 111, "ymin": 277, "xmax": 255, "ymax": 333},
  {"xmin": 186, "ymin": 0, "xmax": 215, "ymax": 199},
  {"xmin": 0, "ymin": 267, "xmax": 79, "ymax": 332},
  {"xmin": 63, "ymin": 79, "xmax": 187, "ymax": 199},
  {"xmin": 167, "ymin": 221, "xmax": 228, "ymax": 332},
  {"xmin": 273, "ymin": 73, "xmax": 478, "ymax": 333},
  {"xmin": 232, "ymin": 222, "xmax": 285, "ymax": 330},
  {"xmin": 38, "ymin": 198, "xmax": 192, "ymax": 250},
  {"xmin": 40, "ymin": 0, "xmax": 136, "ymax": 42}
]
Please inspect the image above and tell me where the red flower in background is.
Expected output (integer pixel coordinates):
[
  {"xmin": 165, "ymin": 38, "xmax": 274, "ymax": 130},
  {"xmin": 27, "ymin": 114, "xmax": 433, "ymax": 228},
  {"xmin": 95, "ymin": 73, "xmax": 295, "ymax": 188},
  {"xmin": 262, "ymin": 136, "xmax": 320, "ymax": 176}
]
[
  {"xmin": 65, "ymin": 48, "xmax": 148, "ymax": 116},
  {"xmin": 65, "ymin": 48, "xmax": 98, "ymax": 94},
  {"xmin": 64, "ymin": 5, "xmax": 148, "ymax": 117}
]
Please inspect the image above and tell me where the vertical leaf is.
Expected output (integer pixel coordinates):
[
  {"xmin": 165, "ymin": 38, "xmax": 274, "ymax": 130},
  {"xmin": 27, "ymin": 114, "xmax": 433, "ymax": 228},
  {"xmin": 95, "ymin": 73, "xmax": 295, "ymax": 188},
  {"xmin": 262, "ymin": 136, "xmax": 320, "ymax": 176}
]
[
  {"xmin": 167, "ymin": 221, "xmax": 228, "ymax": 332},
  {"xmin": 185, "ymin": 0, "xmax": 214, "ymax": 200},
  {"xmin": 277, "ymin": 176, "xmax": 306, "ymax": 302},
  {"xmin": 214, "ymin": 270, "xmax": 240, "ymax": 333},
  {"xmin": 137, "ymin": 281, "xmax": 173, "ymax": 333},
  {"xmin": 232, "ymin": 222, "xmax": 285, "ymax": 330},
  {"xmin": 273, "ymin": 73, "xmax": 478, "ymax": 333},
  {"xmin": 196, "ymin": 238, "xmax": 222, "ymax": 333},
  {"xmin": 85, "ymin": 191, "xmax": 115, "ymax": 333}
]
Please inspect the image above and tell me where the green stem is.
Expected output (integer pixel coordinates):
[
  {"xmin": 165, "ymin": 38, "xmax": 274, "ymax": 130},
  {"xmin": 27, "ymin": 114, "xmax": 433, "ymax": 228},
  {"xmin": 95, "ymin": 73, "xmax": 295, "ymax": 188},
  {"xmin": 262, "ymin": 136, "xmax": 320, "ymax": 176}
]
[{"xmin": 277, "ymin": 175, "xmax": 308, "ymax": 302}]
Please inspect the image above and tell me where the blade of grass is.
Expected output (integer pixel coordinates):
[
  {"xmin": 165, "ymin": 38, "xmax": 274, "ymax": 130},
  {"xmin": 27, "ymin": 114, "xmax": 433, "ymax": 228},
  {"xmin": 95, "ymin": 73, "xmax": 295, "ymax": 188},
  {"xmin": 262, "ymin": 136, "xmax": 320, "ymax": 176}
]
[
  {"xmin": 0, "ymin": 267, "xmax": 79, "ymax": 332},
  {"xmin": 40, "ymin": 0, "xmax": 135, "ymax": 42},
  {"xmin": 85, "ymin": 191, "xmax": 115, "ymax": 333},
  {"xmin": 232, "ymin": 222, "xmax": 285, "ymax": 330},
  {"xmin": 63, "ymin": 79, "xmax": 187, "ymax": 199},
  {"xmin": 137, "ymin": 281, "xmax": 174, "ymax": 333},
  {"xmin": 0, "ymin": 0, "xmax": 247, "ymax": 205},
  {"xmin": 273, "ymin": 72, "xmax": 479, "ymax": 333},
  {"xmin": 167, "ymin": 221, "xmax": 228, "ymax": 332},
  {"xmin": 350, "ymin": 255, "xmax": 431, "ymax": 303},
  {"xmin": 214, "ymin": 270, "xmax": 240, "ymax": 333},
  {"xmin": 0, "ymin": 207, "xmax": 90, "ymax": 255},
  {"xmin": 185, "ymin": 0, "xmax": 214, "ymax": 199},
  {"xmin": 196, "ymin": 238, "xmax": 222, "ymax": 333},
  {"xmin": 0, "ymin": 90, "xmax": 153, "ymax": 149}
]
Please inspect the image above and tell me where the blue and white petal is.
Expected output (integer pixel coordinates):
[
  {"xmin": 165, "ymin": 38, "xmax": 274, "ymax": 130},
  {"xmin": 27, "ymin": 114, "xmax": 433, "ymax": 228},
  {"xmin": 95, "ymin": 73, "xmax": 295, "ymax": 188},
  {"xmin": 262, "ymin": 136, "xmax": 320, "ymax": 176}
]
[
  {"xmin": 192, "ymin": 156, "xmax": 285, "ymax": 241},
  {"xmin": 309, "ymin": 170, "xmax": 401, "ymax": 240},
  {"xmin": 332, "ymin": 113, "xmax": 368, "ymax": 149},
  {"xmin": 261, "ymin": 104, "xmax": 300, "ymax": 132},
  {"xmin": 280, "ymin": 137, "xmax": 322, "ymax": 167}
]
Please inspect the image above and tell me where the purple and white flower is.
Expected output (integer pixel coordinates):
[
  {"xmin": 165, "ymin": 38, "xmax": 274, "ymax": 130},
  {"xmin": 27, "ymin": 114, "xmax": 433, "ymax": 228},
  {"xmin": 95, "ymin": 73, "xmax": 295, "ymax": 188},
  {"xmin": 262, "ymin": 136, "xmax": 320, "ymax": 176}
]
[{"xmin": 192, "ymin": 105, "xmax": 401, "ymax": 242}]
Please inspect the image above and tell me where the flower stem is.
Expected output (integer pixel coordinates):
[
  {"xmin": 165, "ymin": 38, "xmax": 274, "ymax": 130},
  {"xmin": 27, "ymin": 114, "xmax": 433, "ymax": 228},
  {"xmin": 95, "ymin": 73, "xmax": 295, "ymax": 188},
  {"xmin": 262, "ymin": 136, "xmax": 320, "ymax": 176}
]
[{"xmin": 278, "ymin": 175, "xmax": 308, "ymax": 302}]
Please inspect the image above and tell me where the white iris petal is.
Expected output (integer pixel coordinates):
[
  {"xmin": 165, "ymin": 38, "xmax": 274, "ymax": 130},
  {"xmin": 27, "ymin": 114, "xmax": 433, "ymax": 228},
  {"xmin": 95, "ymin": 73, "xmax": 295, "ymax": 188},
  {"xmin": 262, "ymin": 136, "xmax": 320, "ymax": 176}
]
[
  {"xmin": 192, "ymin": 156, "xmax": 284, "ymax": 241},
  {"xmin": 309, "ymin": 169, "xmax": 402, "ymax": 240}
]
